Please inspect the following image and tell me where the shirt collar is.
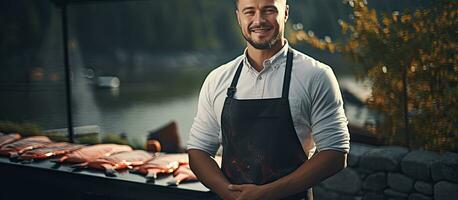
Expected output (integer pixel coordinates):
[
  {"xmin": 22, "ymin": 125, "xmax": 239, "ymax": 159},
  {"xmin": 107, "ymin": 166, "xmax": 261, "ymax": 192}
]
[{"xmin": 243, "ymin": 41, "xmax": 290, "ymax": 72}]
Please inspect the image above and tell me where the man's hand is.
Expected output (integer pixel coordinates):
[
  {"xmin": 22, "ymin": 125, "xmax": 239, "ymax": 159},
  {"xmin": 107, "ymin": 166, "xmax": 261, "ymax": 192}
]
[
  {"xmin": 224, "ymin": 190, "xmax": 241, "ymax": 200},
  {"xmin": 227, "ymin": 184, "xmax": 269, "ymax": 200}
]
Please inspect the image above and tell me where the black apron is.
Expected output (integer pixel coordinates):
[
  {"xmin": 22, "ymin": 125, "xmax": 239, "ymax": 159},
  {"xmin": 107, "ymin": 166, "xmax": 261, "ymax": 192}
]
[{"xmin": 221, "ymin": 49, "xmax": 313, "ymax": 200}]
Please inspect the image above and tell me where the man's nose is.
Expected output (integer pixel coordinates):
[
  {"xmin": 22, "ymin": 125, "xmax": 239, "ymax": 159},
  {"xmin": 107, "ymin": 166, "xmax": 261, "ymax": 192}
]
[{"xmin": 252, "ymin": 11, "xmax": 266, "ymax": 25}]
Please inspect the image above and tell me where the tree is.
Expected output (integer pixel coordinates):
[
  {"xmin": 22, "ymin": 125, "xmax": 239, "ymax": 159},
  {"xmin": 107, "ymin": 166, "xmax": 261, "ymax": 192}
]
[{"xmin": 289, "ymin": 0, "xmax": 457, "ymax": 151}]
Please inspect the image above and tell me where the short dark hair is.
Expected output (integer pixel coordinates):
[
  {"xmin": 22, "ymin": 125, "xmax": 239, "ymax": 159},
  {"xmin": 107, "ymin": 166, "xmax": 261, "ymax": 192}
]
[{"xmin": 234, "ymin": 0, "xmax": 287, "ymax": 10}]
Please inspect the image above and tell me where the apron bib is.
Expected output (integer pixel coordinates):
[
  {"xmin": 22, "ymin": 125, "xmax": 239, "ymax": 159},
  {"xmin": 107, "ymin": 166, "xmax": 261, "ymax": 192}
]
[{"xmin": 221, "ymin": 49, "xmax": 313, "ymax": 200}]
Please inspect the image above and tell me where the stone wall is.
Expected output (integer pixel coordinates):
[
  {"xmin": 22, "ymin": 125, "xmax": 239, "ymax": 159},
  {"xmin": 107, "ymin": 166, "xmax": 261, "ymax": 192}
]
[{"xmin": 314, "ymin": 143, "xmax": 458, "ymax": 200}]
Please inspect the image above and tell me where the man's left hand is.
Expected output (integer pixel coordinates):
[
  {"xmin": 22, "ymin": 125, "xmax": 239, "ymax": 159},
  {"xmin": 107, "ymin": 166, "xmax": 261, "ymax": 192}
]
[{"xmin": 227, "ymin": 184, "xmax": 270, "ymax": 200}]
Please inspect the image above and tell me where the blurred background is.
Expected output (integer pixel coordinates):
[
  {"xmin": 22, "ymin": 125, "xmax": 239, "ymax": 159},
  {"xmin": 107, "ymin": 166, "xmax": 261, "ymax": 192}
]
[{"xmin": 0, "ymin": 0, "xmax": 455, "ymax": 152}]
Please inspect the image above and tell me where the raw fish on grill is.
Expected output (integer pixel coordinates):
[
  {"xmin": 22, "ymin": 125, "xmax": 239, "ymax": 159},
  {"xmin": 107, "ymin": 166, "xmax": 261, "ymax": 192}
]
[
  {"xmin": 133, "ymin": 153, "xmax": 189, "ymax": 179},
  {"xmin": 167, "ymin": 164, "xmax": 198, "ymax": 185},
  {"xmin": 166, "ymin": 156, "xmax": 222, "ymax": 185},
  {"xmin": 0, "ymin": 136, "xmax": 52, "ymax": 158},
  {"xmin": 0, "ymin": 133, "xmax": 21, "ymax": 148},
  {"xmin": 85, "ymin": 150, "xmax": 154, "ymax": 176},
  {"xmin": 18, "ymin": 142, "xmax": 84, "ymax": 161},
  {"xmin": 57, "ymin": 144, "xmax": 132, "ymax": 164}
]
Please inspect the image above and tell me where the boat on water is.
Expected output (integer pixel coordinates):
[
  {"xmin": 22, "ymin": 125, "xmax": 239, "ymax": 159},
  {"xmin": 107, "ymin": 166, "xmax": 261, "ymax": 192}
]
[
  {"xmin": 96, "ymin": 76, "xmax": 120, "ymax": 88},
  {"xmin": 84, "ymin": 68, "xmax": 120, "ymax": 88},
  {"xmin": 146, "ymin": 121, "xmax": 183, "ymax": 153}
]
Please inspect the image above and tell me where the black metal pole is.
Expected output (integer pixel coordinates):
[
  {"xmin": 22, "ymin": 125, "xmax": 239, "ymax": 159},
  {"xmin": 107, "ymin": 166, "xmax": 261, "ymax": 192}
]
[{"xmin": 61, "ymin": 4, "xmax": 75, "ymax": 143}]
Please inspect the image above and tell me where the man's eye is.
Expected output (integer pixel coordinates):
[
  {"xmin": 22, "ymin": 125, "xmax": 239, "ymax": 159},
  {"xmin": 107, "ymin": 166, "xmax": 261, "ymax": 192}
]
[
  {"xmin": 244, "ymin": 11, "xmax": 255, "ymax": 15},
  {"xmin": 264, "ymin": 9, "xmax": 276, "ymax": 14}
]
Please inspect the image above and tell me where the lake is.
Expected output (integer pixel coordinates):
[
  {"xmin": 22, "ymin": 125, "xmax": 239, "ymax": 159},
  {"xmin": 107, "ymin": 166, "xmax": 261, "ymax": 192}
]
[{"xmin": 0, "ymin": 64, "xmax": 376, "ymax": 149}]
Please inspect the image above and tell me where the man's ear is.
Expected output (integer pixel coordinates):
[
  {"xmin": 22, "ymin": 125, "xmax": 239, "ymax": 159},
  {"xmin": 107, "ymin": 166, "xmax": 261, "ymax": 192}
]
[
  {"xmin": 236, "ymin": 10, "xmax": 241, "ymax": 26},
  {"xmin": 285, "ymin": 5, "xmax": 289, "ymax": 22}
]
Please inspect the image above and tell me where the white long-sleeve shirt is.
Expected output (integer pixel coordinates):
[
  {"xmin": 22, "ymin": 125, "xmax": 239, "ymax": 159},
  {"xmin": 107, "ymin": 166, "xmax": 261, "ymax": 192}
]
[{"xmin": 187, "ymin": 43, "xmax": 350, "ymax": 158}]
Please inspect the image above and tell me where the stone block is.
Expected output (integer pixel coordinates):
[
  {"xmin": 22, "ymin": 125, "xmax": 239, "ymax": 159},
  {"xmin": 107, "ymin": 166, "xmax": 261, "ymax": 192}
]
[
  {"xmin": 401, "ymin": 150, "xmax": 440, "ymax": 181},
  {"xmin": 339, "ymin": 194, "xmax": 360, "ymax": 200},
  {"xmin": 414, "ymin": 181, "xmax": 433, "ymax": 195},
  {"xmin": 355, "ymin": 167, "xmax": 372, "ymax": 179},
  {"xmin": 313, "ymin": 185, "xmax": 340, "ymax": 200},
  {"xmin": 384, "ymin": 188, "xmax": 408, "ymax": 198},
  {"xmin": 434, "ymin": 181, "xmax": 458, "ymax": 200},
  {"xmin": 431, "ymin": 152, "xmax": 458, "ymax": 183},
  {"xmin": 362, "ymin": 192, "xmax": 384, "ymax": 200},
  {"xmin": 362, "ymin": 172, "xmax": 386, "ymax": 191},
  {"xmin": 322, "ymin": 168, "xmax": 361, "ymax": 195},
  {"xmin": 349, "ymin": 143, "xmax": 374, "ymax": 167},
  {"xmin": 408, "ymin": 193, "xmax": 432, "ymax": 200},
  {"xmin": 387, "ymin": 173, "xmax": 414, "ymax": 193},
  {"xmin": 360, "ymin": 146, "xmax": 409, "ymax": 172}
]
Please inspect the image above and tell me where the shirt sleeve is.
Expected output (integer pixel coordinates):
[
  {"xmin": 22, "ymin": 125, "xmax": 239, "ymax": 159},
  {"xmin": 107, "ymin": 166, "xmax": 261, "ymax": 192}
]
[
  {"xmin": 310, "ymin": 67, "xmax": 350, "ymax": 153},
  {"xmin": 187, "ymin": 71, "xmax": 221, "ymax": 156}
]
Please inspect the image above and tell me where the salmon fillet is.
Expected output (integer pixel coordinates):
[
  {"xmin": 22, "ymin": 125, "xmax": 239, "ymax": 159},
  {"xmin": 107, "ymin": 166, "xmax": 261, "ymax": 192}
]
[
  {"xmin": 87, "ymin": 150, "xmax": 154, "ymax": 176},
  {"xmin": 18, "ymin": 142, "xmax": 84, "ymax": 160},
  {"xmin": 133, "ymin": 153, "xmax": 189, "ymax": 179},
  {"xmin": 167, "ymin": 156, "xmax": 221, "ymax": 185},
  {"xmin": 167, "ymin": 164, "xmax": 198, "ymax": 185},
  {"xmin": 57, "ymin": 144, "xmax": 133, "ymax": 164},
  {"xmin": 0, "ymin": 133, "xmax": 21, "ymax": 148},
  {"xmin": 0, "ymin": 136, "xmax": 52, "ymax": 157}
]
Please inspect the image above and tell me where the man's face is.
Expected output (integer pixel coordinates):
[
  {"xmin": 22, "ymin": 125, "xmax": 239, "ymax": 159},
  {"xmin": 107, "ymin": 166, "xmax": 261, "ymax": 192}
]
[{"xmin": 236, "ymin": 0, "xmax": 288, "ymax": 50}]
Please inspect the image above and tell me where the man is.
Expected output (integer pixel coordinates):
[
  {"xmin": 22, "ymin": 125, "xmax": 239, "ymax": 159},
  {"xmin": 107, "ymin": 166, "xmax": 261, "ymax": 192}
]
[{"xmin": 187, "ymin": 0, "xmax": 350, "ymax": 199}]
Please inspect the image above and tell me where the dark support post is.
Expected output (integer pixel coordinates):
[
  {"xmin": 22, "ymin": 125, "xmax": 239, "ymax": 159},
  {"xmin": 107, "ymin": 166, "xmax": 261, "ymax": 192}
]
[
  {"xmin": 402, "ymin": 67, "xmax": 409, "ymax": 148},
  {"xmin": 61, "ymin": 4, "xmax": 75, "ymax": 143}
]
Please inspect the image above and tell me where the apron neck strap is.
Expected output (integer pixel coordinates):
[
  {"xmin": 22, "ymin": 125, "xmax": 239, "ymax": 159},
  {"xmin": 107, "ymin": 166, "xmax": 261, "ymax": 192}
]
[
  {"xmin": 281, "ymin": 49, "xmax": 294, "ymax": 99},
  {"xmin": 227, "ymin": 48, "xmax": 294, "ymax": 99},
  {"xmin": 227, "ymin": 60, "xmax": 244, "ymax": 98}
]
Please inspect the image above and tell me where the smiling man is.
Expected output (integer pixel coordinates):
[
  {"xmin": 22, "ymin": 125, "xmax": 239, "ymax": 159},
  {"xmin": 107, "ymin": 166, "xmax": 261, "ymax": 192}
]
[{"xmin": 187, "ymin": 0, "xmax": 350, "ymax": 199}]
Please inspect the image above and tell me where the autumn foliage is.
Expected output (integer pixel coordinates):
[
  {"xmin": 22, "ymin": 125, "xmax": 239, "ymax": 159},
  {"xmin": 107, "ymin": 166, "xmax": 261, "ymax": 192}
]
[{"xmin": 290, "ymin": 0, "xmax": 457, "ymax": 151}]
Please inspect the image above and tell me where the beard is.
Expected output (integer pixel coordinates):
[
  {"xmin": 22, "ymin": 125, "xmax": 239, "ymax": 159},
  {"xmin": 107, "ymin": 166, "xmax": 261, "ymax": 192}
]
[{"xmin": 242, "ymin": 24, "xmax": 282, "ymax": 50}]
